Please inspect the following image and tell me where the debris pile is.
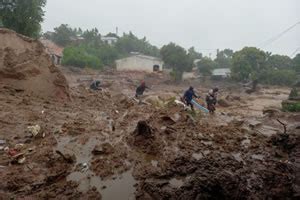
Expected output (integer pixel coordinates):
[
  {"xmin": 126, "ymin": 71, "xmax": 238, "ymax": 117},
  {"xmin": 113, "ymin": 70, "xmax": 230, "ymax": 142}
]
[{"xmin": 0, "ymin": 28, "xmax": 70, "ymax": 100}]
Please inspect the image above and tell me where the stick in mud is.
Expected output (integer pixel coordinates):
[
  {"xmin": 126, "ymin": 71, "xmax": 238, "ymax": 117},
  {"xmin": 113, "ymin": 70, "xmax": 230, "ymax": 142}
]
[{"xmin": 277, "ymin": 119, "xmax": 287, "ymax": 134}]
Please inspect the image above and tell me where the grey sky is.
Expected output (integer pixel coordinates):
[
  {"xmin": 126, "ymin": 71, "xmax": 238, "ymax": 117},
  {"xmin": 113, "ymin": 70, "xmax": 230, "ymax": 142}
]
[{"xmin": 42, "ymin": 0, "xmax": 300, "ymax": 57}]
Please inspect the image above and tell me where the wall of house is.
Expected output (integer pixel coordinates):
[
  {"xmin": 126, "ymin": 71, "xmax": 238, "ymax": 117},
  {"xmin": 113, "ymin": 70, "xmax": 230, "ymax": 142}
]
[
  {"xmin": 51, "ymin": 55, "xmax": 61, "ymax": 65},
  {"xmin": 116, "ymin": 56, "xmax": 163, "ymax": 73},
  {"xmin": 182, "ymin": 72, "xmax": 197, "ymax": 80}
]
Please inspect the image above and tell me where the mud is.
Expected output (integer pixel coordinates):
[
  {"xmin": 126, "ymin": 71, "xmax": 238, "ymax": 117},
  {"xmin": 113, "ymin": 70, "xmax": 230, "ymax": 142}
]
[
  {"xmin": 0, "ymin": 58, "xmax": 299, "ymax": 199},
  {"xmin": 0, "ymin": 28, "xmax": 69, "ymax": 100}
]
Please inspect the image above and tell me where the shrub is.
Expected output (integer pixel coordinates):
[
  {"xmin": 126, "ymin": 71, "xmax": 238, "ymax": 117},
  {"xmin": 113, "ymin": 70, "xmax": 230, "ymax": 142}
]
[
  {"xmin": 261, "ymin": 69, "xmax": 297, "ymax": 86},
  {"xmin": 62, "ymin": 46, "xmax": 103, "ymax": 69}
]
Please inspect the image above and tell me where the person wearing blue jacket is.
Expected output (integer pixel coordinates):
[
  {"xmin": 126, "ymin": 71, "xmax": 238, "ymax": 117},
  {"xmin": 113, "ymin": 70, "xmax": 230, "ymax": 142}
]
[{"xmin": 183, "ymin": 86, "xmax": 199, "ymax": 110}]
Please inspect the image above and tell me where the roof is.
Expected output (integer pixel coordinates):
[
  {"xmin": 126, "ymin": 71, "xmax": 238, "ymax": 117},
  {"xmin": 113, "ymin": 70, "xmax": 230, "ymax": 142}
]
[
  {"xmin": 212, "ymin": 68, "xmax": 231, "ymax": 76},
  {"xmin": 116, "ymin": 54, "xmax": 162, "ymax": 62},
  {"xmin": 40, "ymin": 39, "xmax": 63, "ymax": 57},
  {"xmin": 102, "ymin": 36, "xmax": 118, "ymax": 40}
]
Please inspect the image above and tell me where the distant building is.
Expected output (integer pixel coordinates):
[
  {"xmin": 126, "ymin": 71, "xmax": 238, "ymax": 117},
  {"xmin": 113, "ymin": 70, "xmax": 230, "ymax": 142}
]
[
  {"xmin": 102, "ymin": 36, "xmax": 118, "ymax": 45},
  {"xmin": 40, "ymin": 39, "xmax": 63, "ymax": 65},
  {"xmin": 116, "ymin": 54, "xmax": 164, "ymax": 73},
  {"xmin": 212, "ymin": 68, "xmax": 231, "ymax": 78}
]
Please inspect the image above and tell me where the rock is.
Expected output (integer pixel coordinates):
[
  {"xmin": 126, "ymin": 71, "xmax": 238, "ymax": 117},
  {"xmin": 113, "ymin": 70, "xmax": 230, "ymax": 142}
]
[
  {"xmin": 218, "ymin": 99, "xmax": 231, "ymax": 107},
  {"xmin": 27, "ymin": 125, "xmax": 41, "ymax": 137},
  {"xmin": 248, "ymin": 119, "xmax": 262, "ymax": 129},
  {"xmin": 92, "ymin": 143, "xmax": 114, "ymax": 155},
  {"xmin": 55, "ymin": 150, "xmax": 76, "ymax": 164}
]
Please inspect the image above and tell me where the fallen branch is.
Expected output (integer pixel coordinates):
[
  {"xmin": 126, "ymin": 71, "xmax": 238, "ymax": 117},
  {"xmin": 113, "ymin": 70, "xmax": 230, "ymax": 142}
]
[{"xmin": 276, "ymin": 119, "xmax": 287, "ymax": 134}]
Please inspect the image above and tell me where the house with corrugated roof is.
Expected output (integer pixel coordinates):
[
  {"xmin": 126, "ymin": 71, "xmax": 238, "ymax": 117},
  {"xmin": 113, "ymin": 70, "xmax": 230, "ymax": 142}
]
[{"xmin": 212, "ymin": 68, "xmax": 231, "ymax": 78}]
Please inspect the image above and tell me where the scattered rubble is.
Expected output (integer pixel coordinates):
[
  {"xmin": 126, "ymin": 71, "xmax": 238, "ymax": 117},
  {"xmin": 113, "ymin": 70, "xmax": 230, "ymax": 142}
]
[{"xmin": 0, "ymin": 34, "xmax": 298, "ymax": 198}]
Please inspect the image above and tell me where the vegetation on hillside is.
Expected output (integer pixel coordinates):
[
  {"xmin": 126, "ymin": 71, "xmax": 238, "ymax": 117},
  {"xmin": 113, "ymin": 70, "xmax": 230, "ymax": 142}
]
[{"xmin": 0, "ymin": 0, "xmax": 47, "ymax": 38}]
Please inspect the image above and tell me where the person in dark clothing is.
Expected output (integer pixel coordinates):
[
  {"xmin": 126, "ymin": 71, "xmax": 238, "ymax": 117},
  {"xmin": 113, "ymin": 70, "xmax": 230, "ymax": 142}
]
[
  {"xmin": 135, "ymin": 81, "xmax": 149, "ymax": 98},
  {"xmin": 206, "ymin": 87, "xmax": 218, "ymax": 113},
  {"xmin": 183, "ymin": 86, "xmax": 199, "ymax": 110},
  {"xmin": 90, "ymin": 80, "xmax": 101, "ymax": 90}
]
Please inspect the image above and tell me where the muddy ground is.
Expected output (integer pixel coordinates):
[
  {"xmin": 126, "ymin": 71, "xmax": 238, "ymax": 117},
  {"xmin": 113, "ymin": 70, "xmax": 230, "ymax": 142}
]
[{"xmin": 0, "ymin": 69, "xmax": 299, "ymax": 200}]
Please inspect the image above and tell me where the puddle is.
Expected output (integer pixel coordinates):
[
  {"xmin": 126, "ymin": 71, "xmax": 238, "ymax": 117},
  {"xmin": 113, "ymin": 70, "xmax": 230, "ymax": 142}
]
[
  {"xmin": 251, "ymin": 154, "xmax": 265, "ymax": 161},
  {"xmin": 68, "ymin": 170, "xmax": 136, "ymax": 200},
  {"xmin": 97, "ymin": 170, "xmax": 136, "ymax": 200},
  {"xmin": 192, "ymin": 153, "xmax": 203, "ymax": 160},
  {"xmin": 169, "ymin": 178, "xmax": 184, "ymax": 188},
  {"xmin": 55, "ymin": 136, "xmax": 99, "ymax": 165}
]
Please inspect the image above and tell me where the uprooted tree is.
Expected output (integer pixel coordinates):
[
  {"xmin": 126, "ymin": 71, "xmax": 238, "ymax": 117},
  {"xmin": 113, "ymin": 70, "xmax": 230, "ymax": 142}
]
[{"xmin": 0, "ymin": 0, "xmax": 47, "ymax": 38}]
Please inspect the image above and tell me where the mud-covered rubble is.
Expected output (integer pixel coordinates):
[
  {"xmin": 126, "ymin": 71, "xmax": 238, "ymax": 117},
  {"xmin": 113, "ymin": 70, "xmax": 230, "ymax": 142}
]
[{"xmin": 0, "ymin": 56, "xmax": 299, "ymax": 199}]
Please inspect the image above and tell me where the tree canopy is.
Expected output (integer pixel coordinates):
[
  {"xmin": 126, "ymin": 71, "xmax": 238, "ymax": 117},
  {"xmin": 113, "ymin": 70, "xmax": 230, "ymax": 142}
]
[
  {"xmin": 231, "ymin": 47, "xmax": 267, "ymax": 81},
  {"xmin": 197, "ymin": 57, "xmax": 216, "ymax": 76},
  {"xmin": 50, "ymin": 24, "xmax": 78, "ymax": 46},
  {"xmin": 115, "ymin": 32, "xmax": 160, "ymax": 57},
  {"xmin": 231, "ymin": 47, "xmax": 297, "ymax": 86},
  {"xmin": 160, "ymin": 43, "xmax": 193, "ymax": 81},
  {"xmin": 293, "ymin": 54, "xmax": 300, "ymax": 73},
  {"xmin": 0, "ymin": 0, "xmax": 47, "ymax": 38},
  {"xmin": 215, "ymin": 49, "xmax": 233, "ymax": 69}
]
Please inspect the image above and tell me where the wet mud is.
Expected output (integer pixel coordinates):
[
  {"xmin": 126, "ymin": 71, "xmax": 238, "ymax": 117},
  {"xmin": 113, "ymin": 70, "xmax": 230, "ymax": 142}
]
[{"xmin": 0, "ymin": 69, "xmax": 299, "ymax": 199}]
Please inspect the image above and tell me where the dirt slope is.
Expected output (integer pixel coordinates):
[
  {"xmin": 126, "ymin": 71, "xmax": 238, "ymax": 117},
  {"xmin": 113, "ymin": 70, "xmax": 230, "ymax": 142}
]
[{"xmin": 0, "ymin": 28, "xmax": 69, "ymax": 100}]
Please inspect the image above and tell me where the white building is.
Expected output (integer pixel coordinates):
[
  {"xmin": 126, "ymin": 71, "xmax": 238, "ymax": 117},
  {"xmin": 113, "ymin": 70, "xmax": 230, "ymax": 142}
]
[
  {"xmin": 116, "ymin": 54, "xmax": 164, "ymax": 73},
  {"xmin": 212, "ymin": 68, "xmax": 231, "ymax": 78},
  {"xmin": 102, "ymin": 36, "xmax": 118, "ymax": 45}
]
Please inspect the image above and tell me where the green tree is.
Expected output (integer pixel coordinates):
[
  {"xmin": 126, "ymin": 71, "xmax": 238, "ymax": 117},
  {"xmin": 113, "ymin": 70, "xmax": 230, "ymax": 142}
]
[
  {"xmin": 266, "ymin": 54, "xmax": 293, "ymax": 70},
  {"xmin": 62, "ymin": 45, "xmax": 102, "ymax": 69},
  {"xmin": 215, "ymin": 49, "xmax": 233, "ymax": 69},
  {"xmin": 160, "ymin": 43, "xmax": 192, "ymax": 81},
  {"xmin": 293, "ymin": 53, "xmax": 300, "ymax": 73},
  {"xmin": 82, "ymin": 28, "xmax": 102, "ymax": 46},
  {"xmin": 51, "ymin": 24, "xmax": 77, "ymax": 46},
  {"xmin": 105, "ymin": 32, "xmax": 119, "ymax": 38},
  {"xmin": 0, "ymin": 0, "xmax": 47, "ymax": 38},
  {"xmin": 187, "ymin": 47, "xmax": 202, "ymax": 62},
  {"xmin": 197, "ymin": 57, "xmax": 216, "ymax": 76},
  {"xmin": 262, "ymin": 69, "xmax": 296, "ymax": 86},
  {"xmin": 231, "ymin": 47, "xmax": 267, "ymax": 81},
  {"xmin": 115, "ymin": 32, "xmax": 160, "ymax": 57}
]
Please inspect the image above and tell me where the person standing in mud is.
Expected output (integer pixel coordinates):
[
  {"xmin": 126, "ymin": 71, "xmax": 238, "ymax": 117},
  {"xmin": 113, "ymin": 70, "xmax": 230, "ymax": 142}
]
[
  {"xmin": 135, "ymin": 81, "xmax": 149, "ymax": 102},
  {"xmin": 183, "ymin": 86, "xmax": 199, "ymax": 111},
  {"xmin": 206, "ymin": 87, "xmax": 218, "ymax": 113}
]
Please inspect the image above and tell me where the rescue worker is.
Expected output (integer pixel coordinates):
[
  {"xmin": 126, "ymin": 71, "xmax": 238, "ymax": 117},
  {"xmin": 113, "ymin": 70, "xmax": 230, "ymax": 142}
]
[
  {"xmin": 90, "ymin": 80, "xmax": 101, "ymax": 91},
  {"xmin": 206, "ymin": 87, "xmax": 219, "ymax": 113},
  {"xmin": 183, "ymin": 86, "xmax": 199, "ymax": 111},
  {"xmin": 135, "ymin": 81, "xmax": 149, "ymax": 99}
]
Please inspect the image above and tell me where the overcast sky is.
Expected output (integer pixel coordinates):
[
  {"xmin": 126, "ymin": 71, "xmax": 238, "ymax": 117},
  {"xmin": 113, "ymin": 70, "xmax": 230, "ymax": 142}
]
[{"xmin": 42, "ymin": 0, "xmax": 300, "ymax": 57}]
